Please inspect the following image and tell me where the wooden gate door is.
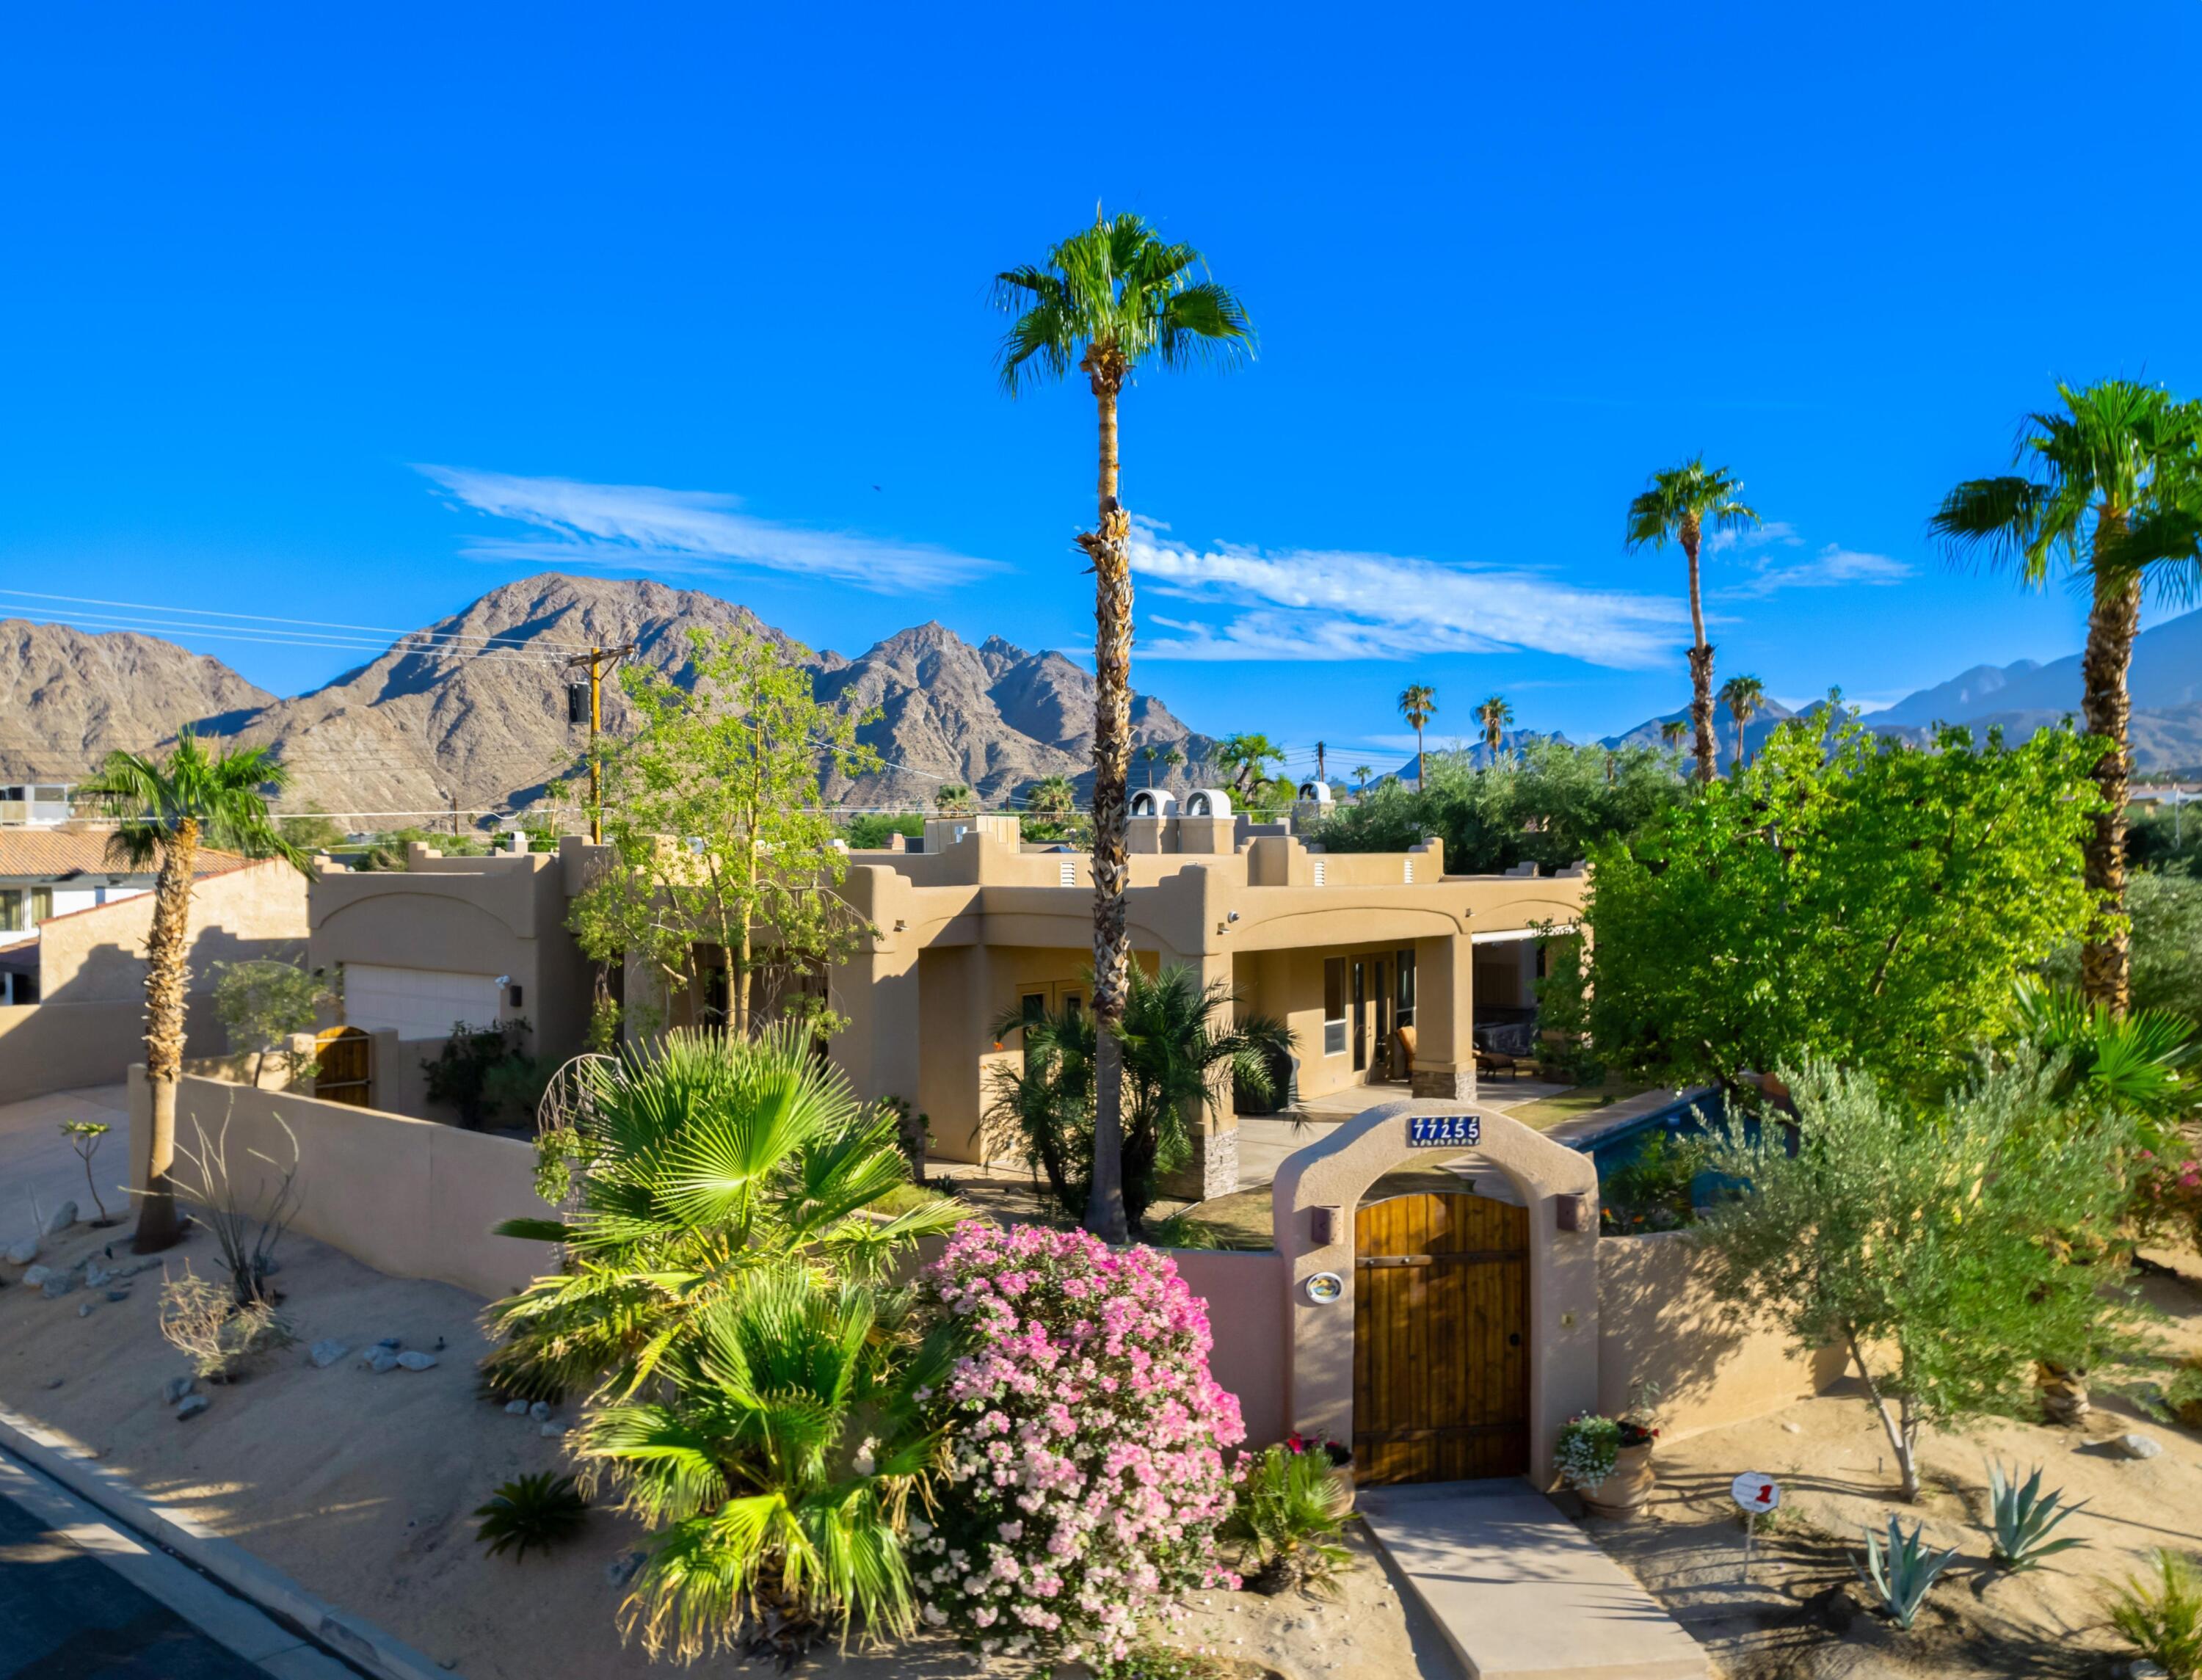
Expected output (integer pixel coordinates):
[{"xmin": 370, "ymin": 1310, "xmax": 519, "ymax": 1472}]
[
  {"xmin": 1353, "ymin": 1192, "xmax": 1530, "ymax": 1484},
  {"xmin": 313, "ymin": 1027, "xmax": 372, "ymax": 1108}
]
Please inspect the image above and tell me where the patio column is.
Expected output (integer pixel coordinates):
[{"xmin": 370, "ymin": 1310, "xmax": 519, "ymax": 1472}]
[
  {"xmin": 1160, "ymin": 949, "xmax": 1240, "ymax": 1204},
  {"xmin": 1409, "ymin": 933, "xmax": 1476, "ymax": 1101}
]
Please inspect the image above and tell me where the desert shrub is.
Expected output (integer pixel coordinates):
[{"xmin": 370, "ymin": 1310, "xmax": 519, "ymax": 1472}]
[
  {"xmin": 1858, "ymin": 1515, "xmax": 1958, "ymax": 1629},
  {"xmin": 169, "ymin": 1110, "xmax": 301, "ymax": 1306},
  {"xmin": 843, "ymin": 812, "xmax": 926, "ymax": 849},
  {"xmin": 1227, "ymin": 1442, "xmax": 1353, "ymax": 1596},
  {"xmin": 159, "ymin": 1263, "xmax": 292, "ymax": 1380},
  {"xmin": 423, "ymin": 1018, "xmax": 531, "ymax": 1127},
  {"xmin": 2105, "ymin": 1550, "xmax": 2202, "ymax": 1679},
  {"xmin": 915, "ymin": 1223, "xmax": 1245, "ymax": 1668},
  {"xmin": 480, "ymin": 1053, "xmax": 552, "ymax": 1128},
  {"xmin": 474, "ymin": 1473, "xmax": 589, "ymax": 1560},
  {"xmin": 58, "ymin": 1121, "xmax": 112, "ymax": 1223}
]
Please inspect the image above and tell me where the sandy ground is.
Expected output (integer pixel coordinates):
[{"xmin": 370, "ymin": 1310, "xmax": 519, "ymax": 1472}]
[
  {"xmin": 1574, "ymin": 1254, "xmax": 2202, "ymax": 1680},
  {"xmin": 0, "ymin": 1085, "xmax": 1450, "ymax": 1680}
]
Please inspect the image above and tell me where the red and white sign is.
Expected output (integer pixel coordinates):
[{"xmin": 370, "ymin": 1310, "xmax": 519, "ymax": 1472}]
[{"xmin": 1730, "ymin": 1472, "xmax": 1781, "ymax": 1513}]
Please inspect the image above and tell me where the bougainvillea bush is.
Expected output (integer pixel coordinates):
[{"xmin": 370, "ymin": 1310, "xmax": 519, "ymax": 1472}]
[{"xmin": 916, "ymin": 1223, "xmax": 1246, "ymax": 1667}]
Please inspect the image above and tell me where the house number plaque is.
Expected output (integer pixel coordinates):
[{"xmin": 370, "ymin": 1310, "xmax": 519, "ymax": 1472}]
[{"xmin": 1406, "ymin": 1114, "xmax": 1480, "ymax": 1149}]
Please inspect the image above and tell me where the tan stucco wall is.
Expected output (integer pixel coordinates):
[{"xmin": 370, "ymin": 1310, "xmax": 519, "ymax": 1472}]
[
  {"xmin": 1170, "ymin": 1247, "xmax": 1290, "ymax": 1446},
  {"xmin": 127, "ymin": 1069, "xmax": 558, "ymax": 1301},
  {"xmin": 1597, "ymin": 1230, "xmax": 1846, "ymax": 1439},
  {"xmin": 0, "ymin": 997, "xmax": 225, "ymax": 1097},
  {"xmin": 37, "ymin": 859, "xmax": 310, "ymax": 1005},
  {"xmin": 1271, "ymin": 1098, "xmax": 1601, "ymax": 1483}
]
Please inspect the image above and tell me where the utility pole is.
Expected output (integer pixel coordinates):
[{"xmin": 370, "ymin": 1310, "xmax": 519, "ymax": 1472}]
[
  {"xmin": 564, "ymin": 644, "xmax": 637, "ymax": 845},
  {"xmin": 1315, "ymin": 740, "xmax": 1326, "ymax": 784}
]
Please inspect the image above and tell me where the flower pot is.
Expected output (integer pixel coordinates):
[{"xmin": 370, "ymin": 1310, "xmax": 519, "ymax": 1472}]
[{"xmin": 1581, "ymin": 1441, "xmax": 1656, "ymax": 1519}]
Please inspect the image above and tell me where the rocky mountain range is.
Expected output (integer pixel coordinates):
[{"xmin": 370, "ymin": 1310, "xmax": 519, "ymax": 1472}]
[{"xmin": 0, "ymin": 575, "xmax": 1219, "ymax": 820}]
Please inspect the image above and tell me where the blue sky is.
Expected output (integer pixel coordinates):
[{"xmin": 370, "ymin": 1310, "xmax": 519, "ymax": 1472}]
[{"xmin": 6, "ymin": 4, "xmax": 2201, "ymax": 779}]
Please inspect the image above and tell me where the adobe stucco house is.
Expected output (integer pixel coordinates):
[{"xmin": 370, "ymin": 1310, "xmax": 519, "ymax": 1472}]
[{"xmin": 308, "ymin": 808, "xmax": 1585, "ymax": 1195}]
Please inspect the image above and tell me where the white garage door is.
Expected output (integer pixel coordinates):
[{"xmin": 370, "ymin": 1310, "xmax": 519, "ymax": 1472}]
[{"xmin": 344, "ymin": 964, "xmax": 502, "ymax": 1041}]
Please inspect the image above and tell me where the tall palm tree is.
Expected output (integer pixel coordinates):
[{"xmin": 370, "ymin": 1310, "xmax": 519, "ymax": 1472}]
[
  {"xmin": 1718, "ymin": 674, "xmax": 1766, "ymax": 776},
  {"xmin": 1352, "ymin": 763, "xmax": 1373, "ymax": 795},
  {"xmin": 76, "ymin": 732, "xmax": 304, "ymax": 1254},
  {"xmin": 1161, "ymin": 743, "xmax": 1185, "ymax": 785},
  {"xmin": 1398, "ymin": 684, "xmax": 1437, "ymax": 789},
  {"xmin": 1931, "ymin": 380, "xmax": 2202, "ymax": 1013},
  {"xmin": 1475, "ymin": 694, "xmax": 1514, "ymax": 763},
  {"xmin": 1625, "ymin": 458, "xmax": 1760, "ymax": 783},
  {"xmin": 1658, "ymin": 718, "xmax": 1688, "ymax": 753},
  {"xmin": 1138, "ymin": 744, "xmax": 1161, "ymax": 788},
  {"xmin": 1026, "ymin": 772, "xmax": 1078, "ymax": 821},
  {"xmin": 995, "ymin": 211, "xmax": 1254, "ymax": 1243},
  {"xmin": 1314, "ymin": 740, "xmax": 1326, "ymax": 785}
]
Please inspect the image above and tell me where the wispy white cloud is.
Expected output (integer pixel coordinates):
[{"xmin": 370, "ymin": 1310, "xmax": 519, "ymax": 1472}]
[
  {"xmin": 415, "ymin": 465, "xmax": 1002, "ymax": 593},
  {"xmin": 1706, "ymin": 519, "xmax": 1806, "ymax": 555},
  {"xmin": 1127, "ymin": 525, "xmax": 1686, "ymax": 668},
  {"xmin": 1716, "ymin": 541, "xmax": 1911, "ymax": 600}
]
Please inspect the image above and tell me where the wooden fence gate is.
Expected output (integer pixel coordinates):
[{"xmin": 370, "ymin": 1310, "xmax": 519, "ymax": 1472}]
[
  {"xmin": 1353, "ymin": 1191, "xmax": 1530, "ymax": 1484},
  {"xmin": 313, "ymin": 1026, "xmax": 372, "ymax": 1108}
]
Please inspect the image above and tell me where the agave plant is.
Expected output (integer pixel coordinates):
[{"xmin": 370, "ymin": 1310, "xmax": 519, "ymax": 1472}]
[
  {"xmin": 581, "ymin": 1265, "xmax": 952, "ymax": 1658},
  {"xmin": 486, "ymin": 1025, "xmax": 963, "ymax": 1400},
  {"xmin": 1858, "ymin": 1515, "xmax": 1960, "ymax": 1629},
  {"xmin": 474, "ymin": 1472, "xmax": 589, "ymax": 1560},
  {"xmin": 1985, "ymin": 1461, "xmax": 2089, "ymax": 1573}
]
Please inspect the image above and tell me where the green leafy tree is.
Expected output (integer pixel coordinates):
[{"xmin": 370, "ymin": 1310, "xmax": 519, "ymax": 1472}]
[
  {"xmin": 994, "ymin": 208, "xmax": 1254, "ymax": 1244},
  {"xmin": 1475, "ymin": 694, "xmax": 1513, "ymax": 762},
  {"xmin": 210, "ymin": 958, "xmax": 337, "ymax": 1088},
  {"xmin": 1316, "ymin": 738, "xmax": 1682, "ymax": 876},
  {"xmin": 1397, "ymin": 684, "xmax": 1436, "ymax": 789},
  {"xmin": 76, "ymin": 732, "xmax": 305, "ymax": 1254},
  {"xmin": 487, "ymin": 1025, "xmax": 961, "ymax": 1401},
  {"xmin": 989, "ymin": 965, "xmax": 1290, "ymax": 1234},
  {"xmin": 1717, "ymin": 674, "xmax": 1765, "ymax": 776},
  {"xmin": 569, "ymin": 625, "xmax": 881, "ymax": 1042},
  {"xmin": 1625, "ymin": 458, "xmax": 1760, "ymax": 783},
  {"xmin": 1214, "ymin": 733, "xmax": 1286, "ymax": 801},
  {"xmin": 1931, "ymin": 379, "xmax": 2202, "ymax": 1013},
  {"xmin": 1691, "ymin": 1056, "xmax": 2141, "ymax": 1501},
  {"xmin": 932, "ymin": 782, "xmax": 974, "ymax": 817},
  {"xmin": 1552, "ymin": 708, "xmax": 2104, "ymax": 1099},
  {"xmin": 842, "ymin": 812, "xmax": 926, "ymax": 849}
]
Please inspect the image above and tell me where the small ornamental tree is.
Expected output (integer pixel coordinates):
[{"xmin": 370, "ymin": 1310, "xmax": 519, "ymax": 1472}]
[
  {"xmin": 211, "ymin": 958, "xmax": 337, "ymax": 1088},
  {"xmin": 916, "ymin": 1223, "xmax": 1244, "ymax": 1668},
  {"xmin": 1691, "ymin": 1055, "xmax": 2141, "ymax": 1502}
]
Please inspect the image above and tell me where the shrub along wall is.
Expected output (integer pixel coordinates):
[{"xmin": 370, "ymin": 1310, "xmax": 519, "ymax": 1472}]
[{"xmin": 1597, "ymin": 1229, "xmax": 1845, "ymax": 1437}]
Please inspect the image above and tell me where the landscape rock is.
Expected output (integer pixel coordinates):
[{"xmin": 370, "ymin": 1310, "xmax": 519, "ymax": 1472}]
[
  {"xmin": 368, "ymin": 1348, "xmax": 402, "ymax": 1373},
  {"xmin": 528, "ymin": 1400, "xmax": 551, "ymax": 1422},
  {"xmin": 603, "ymin": 1551, "xmax": 646, "ymax": 1587},
  {"xmin": 40, "ymin": 1270, "xmax": 80, "ymax": 1300},
  {"xmin": 84, "ymin": 1265, "xmax": 111, "ymax": 1290},
  {"xmin": 395, "ymin": 1351, "xmax": 437, "ymax": 1372},
  {"xmin": 43, "ymin": 1378, "xmax": 63, "ymax": 1390},
  {"xmin": 308, "ymin": 1340, "xmax": 350, "ymax": 1370},
  {"xmin": 5, "ymin": 1238, "xmax": 38, "ymax": 1266},
  {"xmin": 41, "ymin": 1201, "xmax": 77, "ymax": 1237},
  {"xmin": 21, "ymin": 1265, "xmax": 54, "ymax": 1288},
  {"xmin": 2113, "ymin": 1433, "xmax": 2163, "ymax": 1460},
  {"xmin": 104, "ymin": 1291, "xmax": 129, "ymax": 1303},
  {"xmin": 162, "ymin": 1375, "xmax": 196, "ymax": 1405},
  {"xmin": 76, "ymin": 1300, "xmax": 95, "ymax": 1317},
  {"xmin": 175, "ymin": 1394, "xmax": 210, "ymax": 1421},
  {"xmin": 504, "ymin": 1400, "xmax": 530, "ymax": 1416},
  {"xmin": 375, "ymin": 1337, "xmax": 401, "ymax": 1350},
  {"xmin": 539, "ymin": 1422, "xmax": 567, "ymax": 1439}
]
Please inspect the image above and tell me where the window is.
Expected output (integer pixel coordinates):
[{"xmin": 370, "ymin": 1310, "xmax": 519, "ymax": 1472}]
[
  {"xmin": 0, "ymin": 891, "xmax": 18, "ymax": 933},
  {"xmin": 1395, "ymin": 948, "xmax": 1417, "ymax": 1026},
  {"xmin": 29, "ymin": 888, "xmax": 51, "ymax": 925},
  {"xmin": 1323, "ymin": 957, "xmax": 1346, "ymax": 1056}
]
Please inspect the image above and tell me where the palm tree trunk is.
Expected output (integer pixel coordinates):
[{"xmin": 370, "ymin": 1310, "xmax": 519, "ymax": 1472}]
[
  {"xmin": 1080, "ymin": 374, "xmax": 1133, "ymax": 1244},
  {"xmin": 1684, "ymin": 523, "xmax": 1717, "ymax": 785},
  {"xmin": 2079, "ymin": 555, "xmax": 2140, "ymax": 1014},
  {"xmin": 134, "ymin": 818, "xmax": 198, "ymax": 1254},
  {"xmin": 1416, "ymin": 727, "xmax": 1425, "ymax": 790}
]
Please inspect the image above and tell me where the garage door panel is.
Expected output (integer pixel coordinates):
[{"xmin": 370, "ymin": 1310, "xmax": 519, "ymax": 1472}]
[{"xmin": 344, "ymin": 964, "xmax": 501, "ymax": 1041}]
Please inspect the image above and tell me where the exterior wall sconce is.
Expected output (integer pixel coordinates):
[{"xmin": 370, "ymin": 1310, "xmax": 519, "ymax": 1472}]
[
  {"xmin": 1309, "ymin": 1204, "xmax": 1343, "ymax": 1246},
  {"xmin": 1555, "ymin": 1192, "xmax": 1591, "ymax": 1232}
]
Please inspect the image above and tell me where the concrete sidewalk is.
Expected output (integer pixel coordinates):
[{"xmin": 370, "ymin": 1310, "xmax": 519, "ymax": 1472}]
[{"xmin": 1358, "ymin": 1480, "xmax": 1709, "ymax": 1680}]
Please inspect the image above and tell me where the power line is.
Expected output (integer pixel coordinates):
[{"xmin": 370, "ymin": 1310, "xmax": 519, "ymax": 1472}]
[{"xmin": 0, "ymin": 589, "xmax": 604, "ymax": 654}]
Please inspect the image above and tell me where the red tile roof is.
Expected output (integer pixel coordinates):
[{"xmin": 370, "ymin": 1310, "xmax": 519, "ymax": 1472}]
[{"xmin": 0, "ymin": 828, "xmax": 255, "ymax": 881}]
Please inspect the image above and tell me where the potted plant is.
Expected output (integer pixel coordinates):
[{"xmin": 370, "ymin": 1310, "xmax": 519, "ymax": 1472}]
[{"xmin": 1557, "ymin": 1383, "xmax": 1661, "ymax": 1519}]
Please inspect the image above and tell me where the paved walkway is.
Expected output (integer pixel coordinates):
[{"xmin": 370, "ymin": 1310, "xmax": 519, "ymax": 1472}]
[{"xmin": 1356, "ymin": 1480, "xmax": 1709, "ymax": 1680}]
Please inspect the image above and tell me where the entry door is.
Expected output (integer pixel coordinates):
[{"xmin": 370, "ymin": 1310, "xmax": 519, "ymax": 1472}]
[
  {"xmin": 1353, "ymin": 1192, "xmax": 1530, "ymax": 1484},
  {"xmin": 1351, "ymin": 957, "xmax": 1391, "ymax": 1076}
]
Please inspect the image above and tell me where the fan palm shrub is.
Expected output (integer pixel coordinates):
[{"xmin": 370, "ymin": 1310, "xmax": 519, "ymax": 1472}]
[
  {"xmin": 474, "ymin": 1472, "xmax": 589, "ymax": 1561},
  {"xmin": 76, "ymin": 732, "xmax": 306, "ymax": 1253},
  {"xmin": 485, "ymin": 1025, "xmax": 962, "ymax": 1401},
  {"xmin": 2105, "ymin": 1550, "xmax": 2202, "ymax": 1679},
  {"xmin": 581, "ymin": 1267, "xmax": 951, "ymax": 1658},
  {"xmin": 1229, "ymin": 1444, "xmax": 1354, "ymax": 1596},
  {"xmin": 989, "ymin": 965, "xmax": 1290, "ymax": 1235},
  {"xmin": 993, "ymin": 209, "xmax": 1254, "ymax": 1245}
]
